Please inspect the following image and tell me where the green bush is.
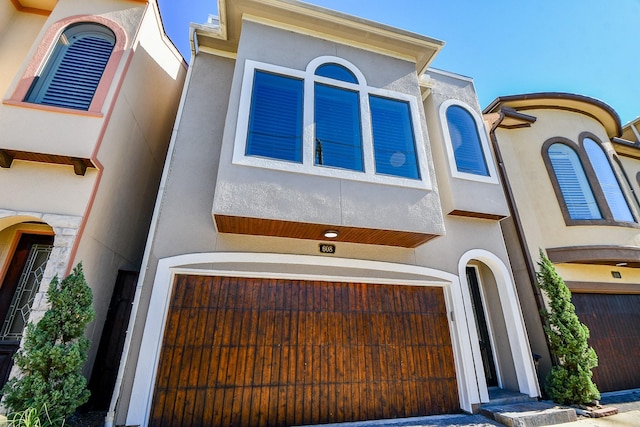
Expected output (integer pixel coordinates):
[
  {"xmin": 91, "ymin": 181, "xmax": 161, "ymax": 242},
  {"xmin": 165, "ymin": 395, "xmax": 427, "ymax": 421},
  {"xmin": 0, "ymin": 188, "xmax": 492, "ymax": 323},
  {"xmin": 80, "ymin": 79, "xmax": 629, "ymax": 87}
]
[
  {"xmin": 537, "ymin": 250, "xmax": 599, "ymax": 405},
  {"xmin": 2, "ymin": 264, "xmax": 95, "ymax": 426}
]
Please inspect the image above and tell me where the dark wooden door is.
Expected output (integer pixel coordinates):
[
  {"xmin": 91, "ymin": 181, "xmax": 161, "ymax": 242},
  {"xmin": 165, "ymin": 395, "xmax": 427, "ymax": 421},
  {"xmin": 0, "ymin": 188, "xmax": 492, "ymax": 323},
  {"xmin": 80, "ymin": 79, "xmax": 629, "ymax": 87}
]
[
  {"xmin": 86, "ymin": 270, "xmax": 138, "ymax": 410},
  {"xmin": 465, "ymin": 267, "xmax": 498, "ymax": 387},
  {"xmin": 0, "ymin": 233, "xmax": 54, "ymax": 387},
  {"xmin": 150, "ymin": 276, "xmax": 459, "ymax": 427},
  {"xmin": 572, "ymin": 293, "xmax": 640, "ymax": 392}
]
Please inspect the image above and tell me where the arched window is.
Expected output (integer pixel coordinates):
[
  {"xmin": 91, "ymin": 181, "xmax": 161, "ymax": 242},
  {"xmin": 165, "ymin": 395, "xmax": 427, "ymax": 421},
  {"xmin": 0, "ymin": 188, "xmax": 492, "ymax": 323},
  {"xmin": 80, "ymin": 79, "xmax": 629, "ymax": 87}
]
[
  {"xmin": 583, "ymin": 138, "xmax": 634, "ymax": 222},
  {"xmin": 445, "ymin": 105, "xmax": 489, "ymax": 176},
  {"xmin": 238, "ymin": 56, "xmax": 427, "ymax": 187},
  {"xmin": 24, "ymin": 23, "xmax": 115, "ymax": 111},
  {"xmin": 548, "ymin": 142, "xmax": 601, "ymax": 220},
  {"xmin": 313, "ymin": 63, "xmax": 363, "ymax": 171}
]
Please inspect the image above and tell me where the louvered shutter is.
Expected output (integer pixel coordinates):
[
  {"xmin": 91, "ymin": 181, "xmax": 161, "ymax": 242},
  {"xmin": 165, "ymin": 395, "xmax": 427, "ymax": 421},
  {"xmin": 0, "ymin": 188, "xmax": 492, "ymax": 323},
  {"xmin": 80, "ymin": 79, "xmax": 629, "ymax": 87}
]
[
  {"xmin": 370, "ymin": 95, "xmax": 420, "ymax": 179},
  {"xmin": 584, "ymin": 138, "xmax": 635, "ymax": 222},
  {"xmin": 26, "ymin": 24, "xmax": 115, "ymax": 111},
  {"xmin": 246, "ymin": 71, "xmax": 304, "ymax": 162},
  {"xmin": 548, "ymin": 143, "xmax": 601, "ymax": 220},
  {"xmin": 446, "ymin": 105, "xmax": 489, "ymax": 176}
]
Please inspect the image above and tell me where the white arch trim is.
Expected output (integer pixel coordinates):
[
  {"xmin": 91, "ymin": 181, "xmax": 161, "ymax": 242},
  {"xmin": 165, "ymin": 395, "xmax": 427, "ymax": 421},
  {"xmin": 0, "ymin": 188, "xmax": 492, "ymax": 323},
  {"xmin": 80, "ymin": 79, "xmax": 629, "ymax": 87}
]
[
  {"xmin": 126, "ymin": 252, "xmax": 482, "ymax": 425},
  {"xmin": 439, "ymin": 99, "xmax": 499, "ymax": 184},
  {"xmin": 458, "ymin": 249, "xmax": 540, "ymax": 400}
]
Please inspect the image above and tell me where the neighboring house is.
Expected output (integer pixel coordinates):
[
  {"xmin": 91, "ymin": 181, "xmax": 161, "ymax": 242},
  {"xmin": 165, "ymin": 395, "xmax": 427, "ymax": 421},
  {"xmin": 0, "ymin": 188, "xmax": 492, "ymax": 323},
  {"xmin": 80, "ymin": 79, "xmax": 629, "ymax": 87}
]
[
  {"xmin": 0, "ymin": 0, "xmax": 185, "ymax": 411},
  {"xmin": 484, "ymin": 94, "xmax": 640, "ymax": 395},
  {"xmin": 113, "ymin": 1, "xmax": 540, "ymax": 425}
]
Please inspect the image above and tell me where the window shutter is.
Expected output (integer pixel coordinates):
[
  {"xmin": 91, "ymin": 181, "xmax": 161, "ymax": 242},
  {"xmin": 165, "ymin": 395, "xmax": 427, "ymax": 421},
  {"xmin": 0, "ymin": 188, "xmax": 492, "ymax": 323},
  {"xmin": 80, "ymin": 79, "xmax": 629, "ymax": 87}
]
[
  {"xmin": 446, "ymin": 105, "xmax": 489, "ymax": 176},
  {"xmin": 584, "ymin": 138, "xmax": 635, "ymax": 222},
  {"xmin": 26, "ymin": 25, "xmax": 115, "ymax": 111},
  {"xmin": 548, "ymin": 143, "xmax": 601, "ymax": 220},
  {"xmin": 246, "ymin": 71, "xmax": 304, "ymax": 162},
  {"xmin": 314, "ymin": 83, "xmax": 363, "ymax": 171},
  {"xmin": 370, "ymin": 95, "xmax": 420, "ymax": 179}
]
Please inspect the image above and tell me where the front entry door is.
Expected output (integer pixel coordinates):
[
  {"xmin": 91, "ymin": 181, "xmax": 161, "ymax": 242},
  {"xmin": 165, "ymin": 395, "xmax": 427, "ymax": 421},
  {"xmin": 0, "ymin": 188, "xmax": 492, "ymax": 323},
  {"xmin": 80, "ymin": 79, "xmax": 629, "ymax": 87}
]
[
  {"xmin": 466, "ymin": 266, "xmax": 498, "ymax": 387},
  {"xmin": 0, "ymin": 233, "xmax": 54, "ymax": 386}
]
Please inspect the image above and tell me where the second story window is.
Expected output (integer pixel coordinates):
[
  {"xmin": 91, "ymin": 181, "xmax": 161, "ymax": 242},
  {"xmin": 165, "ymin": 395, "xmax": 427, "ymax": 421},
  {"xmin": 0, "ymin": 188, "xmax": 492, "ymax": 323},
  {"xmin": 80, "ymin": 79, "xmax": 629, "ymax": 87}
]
[
  {"xmin": 544, "ymin": 134, "xmax": 637, "ymax": 225},
  {"xmin": 24, "ymin": 23, "xmax": 115, "ymax": 111},
  {"xmin": 439, "ymin": 100, "xmax": 497, "ymax": 184},
  {"xmin": 235, "ymin": 57, "xmax": 429, "ymax": 189}
]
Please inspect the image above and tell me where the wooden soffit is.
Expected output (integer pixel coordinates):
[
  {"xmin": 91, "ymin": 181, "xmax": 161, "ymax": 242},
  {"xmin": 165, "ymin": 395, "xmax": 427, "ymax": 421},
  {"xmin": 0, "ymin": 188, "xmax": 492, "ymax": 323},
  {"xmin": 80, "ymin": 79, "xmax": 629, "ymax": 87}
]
[
  {"xmin": 0, "ymin": 148, "xmax": 95, "ymax": 175},
  {"xmin": 215, "ymin": 215, "xmax": 439, "ymax": 248},
  {"xmin": 194, "ymin": 0, "xmax": 444, "ymax": 75},
  {"xmin": 547, "ymin": 245, "xmax": 640, "ymax": 268}
]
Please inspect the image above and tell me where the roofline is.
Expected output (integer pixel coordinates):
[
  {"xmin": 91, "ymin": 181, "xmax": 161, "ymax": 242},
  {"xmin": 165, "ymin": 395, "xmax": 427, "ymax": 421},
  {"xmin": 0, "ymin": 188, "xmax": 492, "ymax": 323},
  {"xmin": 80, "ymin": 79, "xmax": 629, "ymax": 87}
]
[{"xmin": 483, "ymin": 92, "xmax": 622, "ymax": 138}]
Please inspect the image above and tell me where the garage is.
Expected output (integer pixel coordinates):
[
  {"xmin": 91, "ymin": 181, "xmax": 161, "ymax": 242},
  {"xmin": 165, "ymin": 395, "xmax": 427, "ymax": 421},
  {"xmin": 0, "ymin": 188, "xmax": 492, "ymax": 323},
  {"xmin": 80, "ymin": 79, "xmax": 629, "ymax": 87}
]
[
  {"xmin": 572, "ymin": 293, "xmax": 640, "ymax": 392},
  {"xmin": 149, "ymin": 275, "xmax": 459, "ymax": 426}
]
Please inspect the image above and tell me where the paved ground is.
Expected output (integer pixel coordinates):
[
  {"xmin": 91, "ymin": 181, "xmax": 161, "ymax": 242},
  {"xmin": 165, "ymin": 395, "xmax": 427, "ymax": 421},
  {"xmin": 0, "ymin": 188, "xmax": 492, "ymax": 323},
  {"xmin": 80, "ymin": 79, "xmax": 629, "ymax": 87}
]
[{"xmin": 311, "ymin": 389, "xmax": 640, "ymax": 427}]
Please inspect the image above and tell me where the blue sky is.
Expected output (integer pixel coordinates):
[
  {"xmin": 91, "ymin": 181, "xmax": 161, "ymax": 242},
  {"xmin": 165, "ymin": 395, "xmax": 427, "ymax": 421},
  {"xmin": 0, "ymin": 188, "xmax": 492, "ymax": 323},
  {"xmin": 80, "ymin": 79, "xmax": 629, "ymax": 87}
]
[{"xmin": 157, "ymin": 0, "xmax": 640, "ymax": 125}]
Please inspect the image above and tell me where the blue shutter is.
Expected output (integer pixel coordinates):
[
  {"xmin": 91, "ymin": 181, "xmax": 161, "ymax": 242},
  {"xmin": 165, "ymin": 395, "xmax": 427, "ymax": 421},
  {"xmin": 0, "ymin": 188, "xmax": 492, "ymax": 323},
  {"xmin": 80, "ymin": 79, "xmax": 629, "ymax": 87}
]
[
  {"xmin": 26, "ymin": 24, "xmax": 115, "ymax": 110},
  {"xmin": 246, "ymin": 71, "xmax": 304, "ymax": 162},
  {"xmin": 446, "ymin": 105, "xmax": 489, "ymax": 176},
  {"xmin": 548, "ymin": 143, "xmax": 602, "ymax": 220},
  {"xmin": 369, "ymin": 95, "xmax": 420, "ymax": 179},
  {"xmin": 584, "ymin": 138, "xmax": 635, "ymax": 222},
  {"xmin": 314, "ymin": 83, "xmax": 363, "ymax": 171}
]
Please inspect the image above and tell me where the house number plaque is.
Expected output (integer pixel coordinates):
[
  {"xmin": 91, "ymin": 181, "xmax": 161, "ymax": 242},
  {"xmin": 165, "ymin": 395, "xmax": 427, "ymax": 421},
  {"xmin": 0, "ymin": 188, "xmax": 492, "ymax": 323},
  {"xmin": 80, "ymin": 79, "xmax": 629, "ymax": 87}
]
[{"xmin": 319, "ymin": 244, "xmax": 336, "ymax": 254}]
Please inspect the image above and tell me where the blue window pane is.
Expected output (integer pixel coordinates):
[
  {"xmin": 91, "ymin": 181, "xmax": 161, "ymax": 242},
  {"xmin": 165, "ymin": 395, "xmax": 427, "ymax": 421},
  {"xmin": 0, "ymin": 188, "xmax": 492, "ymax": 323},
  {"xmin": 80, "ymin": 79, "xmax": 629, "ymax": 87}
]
[
  {"xmin": 548, "ymin": 143, "xmax": 602, "ymax": 220},
  {"xmin": 584, "ymin": 138, "xmax": 634, "ymax": 222},
  {"xmin": 446, "ymin": 105, "xmax": 489, "ymax": 176},
  {"xmin": 247, "ymin": 71, "xmax": 303, "ymax": 162},
  {"xmin": 315, "ymin": 63, "xmax": 358, "ymax": 84},
  {"xmin": 314, "ymin": 83, "xmax": 363, "ymax": 171},
  {"xmin": 370, "ymin": 95, "xmax": 420, "ymax": 179}
]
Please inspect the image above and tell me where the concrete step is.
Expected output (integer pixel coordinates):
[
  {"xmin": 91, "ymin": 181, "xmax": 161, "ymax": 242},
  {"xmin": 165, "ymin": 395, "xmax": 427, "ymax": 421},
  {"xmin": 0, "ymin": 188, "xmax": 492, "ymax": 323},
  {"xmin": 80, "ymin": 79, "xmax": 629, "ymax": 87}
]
[{"xmin": 480, "ymin": 401, "xmax": 577, "ymax": 427}]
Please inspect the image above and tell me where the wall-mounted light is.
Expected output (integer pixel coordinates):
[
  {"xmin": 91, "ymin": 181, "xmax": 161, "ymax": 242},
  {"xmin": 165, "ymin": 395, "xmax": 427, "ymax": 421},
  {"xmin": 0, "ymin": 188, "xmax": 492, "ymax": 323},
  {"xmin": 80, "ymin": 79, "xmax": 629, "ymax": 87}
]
[
  {"xmin": 323, "ymin": 230, "xmax": 338, "ymax": 239},
  {"xmin": 615, "ymin": 262, "xmax": 627, "ymax": 267}
]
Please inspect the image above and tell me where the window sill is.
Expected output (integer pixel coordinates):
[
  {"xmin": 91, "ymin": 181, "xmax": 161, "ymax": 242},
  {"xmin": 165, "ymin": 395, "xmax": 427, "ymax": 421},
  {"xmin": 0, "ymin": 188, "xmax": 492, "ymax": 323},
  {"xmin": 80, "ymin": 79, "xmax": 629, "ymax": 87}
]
[
  {"xmin": 2, "ymin": 99, "xmax": 103, "ymax": 117},
  {"xmin": 564, "ymin": 218, "xmax": 640, "ymax": 229},
  {"xmin": 233, "ymin": 155, "xmax": 432, "ymax": 190}
]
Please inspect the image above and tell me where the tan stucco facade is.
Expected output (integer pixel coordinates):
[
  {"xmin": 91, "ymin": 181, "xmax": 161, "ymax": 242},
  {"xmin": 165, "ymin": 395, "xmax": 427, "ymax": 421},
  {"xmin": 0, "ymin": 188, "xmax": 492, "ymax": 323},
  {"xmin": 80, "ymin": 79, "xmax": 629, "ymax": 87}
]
[{"xmin": 0, "ymin": 0, "xmax": 186, "ymax": 406}]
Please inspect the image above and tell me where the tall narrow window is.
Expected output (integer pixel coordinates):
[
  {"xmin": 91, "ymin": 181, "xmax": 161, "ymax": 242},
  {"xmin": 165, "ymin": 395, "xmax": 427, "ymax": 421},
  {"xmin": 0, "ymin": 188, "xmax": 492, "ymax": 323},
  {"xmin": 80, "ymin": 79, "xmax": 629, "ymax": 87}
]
[
  {"xmin": 446, "ymin": 105, "xmax": 489, "ymax": 176},
  {"xmin": 548, "ymin": 143, "xmax": 601, "ymax": 220},
  {"xmin": 314, "ymin": 64, "xmax": 363, "ymax": 171},
  {"xmin": 25, "ymin": 23, "xmax": 115, "ymax": 110},
  {"xmin": 370, "ymin": 95, "xmax": 419, "ymax": 179},
  {"xmin": 584, "ymin": 138, "xmax": 634, "ymax": 222},
  {"xmin": 314, "ymin": 84, "xmax": 363, "ymax": 171},
  {"xmin": 246, "ymin": 71, "xmax": 304, "ymax": 162}
]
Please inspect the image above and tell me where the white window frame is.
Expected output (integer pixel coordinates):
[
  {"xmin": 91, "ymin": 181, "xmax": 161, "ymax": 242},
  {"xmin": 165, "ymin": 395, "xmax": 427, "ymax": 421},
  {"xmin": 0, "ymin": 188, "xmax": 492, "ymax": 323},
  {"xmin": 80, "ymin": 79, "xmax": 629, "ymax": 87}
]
[
  {"xmin": 233, "ymin": 56, "xmax": 432, "ymax": 190},
  {"xmin": 439, "ymin": 99, "xmax": 499, "ymax": 184}
]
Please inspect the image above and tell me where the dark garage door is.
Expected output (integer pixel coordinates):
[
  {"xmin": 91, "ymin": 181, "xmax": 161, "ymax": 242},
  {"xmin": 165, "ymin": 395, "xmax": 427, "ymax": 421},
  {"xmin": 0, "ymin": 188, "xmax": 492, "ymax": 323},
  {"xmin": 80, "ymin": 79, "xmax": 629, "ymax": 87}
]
[
  {"xmin": 572, "ymin": 293, "xmax": 640, "ymax": 392},
  {"xmin": 150, "ymin": 275, "xmax": 459, "ymax": 426}
]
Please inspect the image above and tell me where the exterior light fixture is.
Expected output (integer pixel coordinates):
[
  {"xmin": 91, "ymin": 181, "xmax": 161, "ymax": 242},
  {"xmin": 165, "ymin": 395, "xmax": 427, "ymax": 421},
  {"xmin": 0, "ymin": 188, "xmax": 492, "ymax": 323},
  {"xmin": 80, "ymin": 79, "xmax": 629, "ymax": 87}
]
[
  {"xmin": 323, "ymin": 230, "xmax": 338, "ymax": 239},
  {"xmin": 615, "ymin": 262, "xmax": 627, "ymax": 267}
]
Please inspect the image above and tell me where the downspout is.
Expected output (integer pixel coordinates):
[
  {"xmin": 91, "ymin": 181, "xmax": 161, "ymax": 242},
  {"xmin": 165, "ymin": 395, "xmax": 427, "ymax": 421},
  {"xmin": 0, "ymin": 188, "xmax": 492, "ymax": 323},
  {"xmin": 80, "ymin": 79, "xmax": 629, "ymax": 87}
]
[
  {"xmin": 103, "ymin": 41, "xmax": 196, "ymax": 427},
  {"xmin": 487, "ymin": 111, "xmax": 554, "ymax": 365}
]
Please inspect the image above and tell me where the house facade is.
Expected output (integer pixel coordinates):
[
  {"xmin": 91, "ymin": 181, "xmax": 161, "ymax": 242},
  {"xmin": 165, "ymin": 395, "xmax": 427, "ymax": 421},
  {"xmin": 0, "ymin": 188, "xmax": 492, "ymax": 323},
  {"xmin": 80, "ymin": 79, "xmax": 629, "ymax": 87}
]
[
  {"xmin": 485, "ymin": 94, "xmax": 640, "ymax": 394},
  {"xmin": 0, "ymin": 0, "xmax": 185, "ymax": 410},
  {"xmin": 114, "ymin": 1, "xmax": 540, "ymax": 426}
]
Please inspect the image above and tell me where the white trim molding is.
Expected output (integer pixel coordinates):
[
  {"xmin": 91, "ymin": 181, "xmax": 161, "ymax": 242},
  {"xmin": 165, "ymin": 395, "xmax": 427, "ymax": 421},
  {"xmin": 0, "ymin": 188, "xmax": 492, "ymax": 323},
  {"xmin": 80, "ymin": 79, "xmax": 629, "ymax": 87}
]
[
  {"xmin": 126, "ymin": 252, "xmax": 483, "ymax": 425},
  {"xmin": 457, "ymin": 249, "xmax": 540, "ymax": 401},
  {"xmin": 232, "ymin": 56, "xmax": 433, "ymax": 190},
  {"xmin": 439, "ymin": 99, "xmax": 499, "ymax": 184}
]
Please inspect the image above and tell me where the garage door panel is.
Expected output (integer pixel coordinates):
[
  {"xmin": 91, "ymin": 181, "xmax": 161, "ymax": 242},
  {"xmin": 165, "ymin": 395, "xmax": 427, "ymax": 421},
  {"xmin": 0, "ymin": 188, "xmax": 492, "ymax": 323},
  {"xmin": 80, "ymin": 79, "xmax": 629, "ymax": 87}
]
[
  {"xmin": 151, "ymin": 276, "xmax": 459, "ymax": 426},
  {"xmin": 572, "ymin": 293, "xmax": 640, "ymax": 392}
]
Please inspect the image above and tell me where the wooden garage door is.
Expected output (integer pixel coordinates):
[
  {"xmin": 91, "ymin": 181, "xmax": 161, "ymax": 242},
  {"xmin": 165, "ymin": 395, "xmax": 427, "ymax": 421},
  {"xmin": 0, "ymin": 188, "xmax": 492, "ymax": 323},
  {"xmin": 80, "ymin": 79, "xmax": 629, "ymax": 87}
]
[
  {"xmin": 572, "ymin": 293, "xmax": 640, "ymax": 392},
  {"xmin": 150, "ymin": 276, "xmax": 459, "ymax": 426}
]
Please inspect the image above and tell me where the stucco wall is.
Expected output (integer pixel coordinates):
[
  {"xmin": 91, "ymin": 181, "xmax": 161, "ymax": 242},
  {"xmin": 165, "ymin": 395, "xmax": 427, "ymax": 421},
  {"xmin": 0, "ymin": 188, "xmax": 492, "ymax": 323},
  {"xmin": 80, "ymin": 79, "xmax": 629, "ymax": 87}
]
[{"xmin": 212, "ymin": 20, "xmax": 445, "ymax": 236}]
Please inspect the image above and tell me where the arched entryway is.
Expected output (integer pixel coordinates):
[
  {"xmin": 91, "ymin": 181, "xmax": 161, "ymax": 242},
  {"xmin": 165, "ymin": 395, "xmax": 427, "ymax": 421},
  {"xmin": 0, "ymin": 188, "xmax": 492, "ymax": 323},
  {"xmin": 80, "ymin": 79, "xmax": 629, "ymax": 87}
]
[{"xmin": 458, "ymin": 250, "xmax": 539, "ymax": 402}]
